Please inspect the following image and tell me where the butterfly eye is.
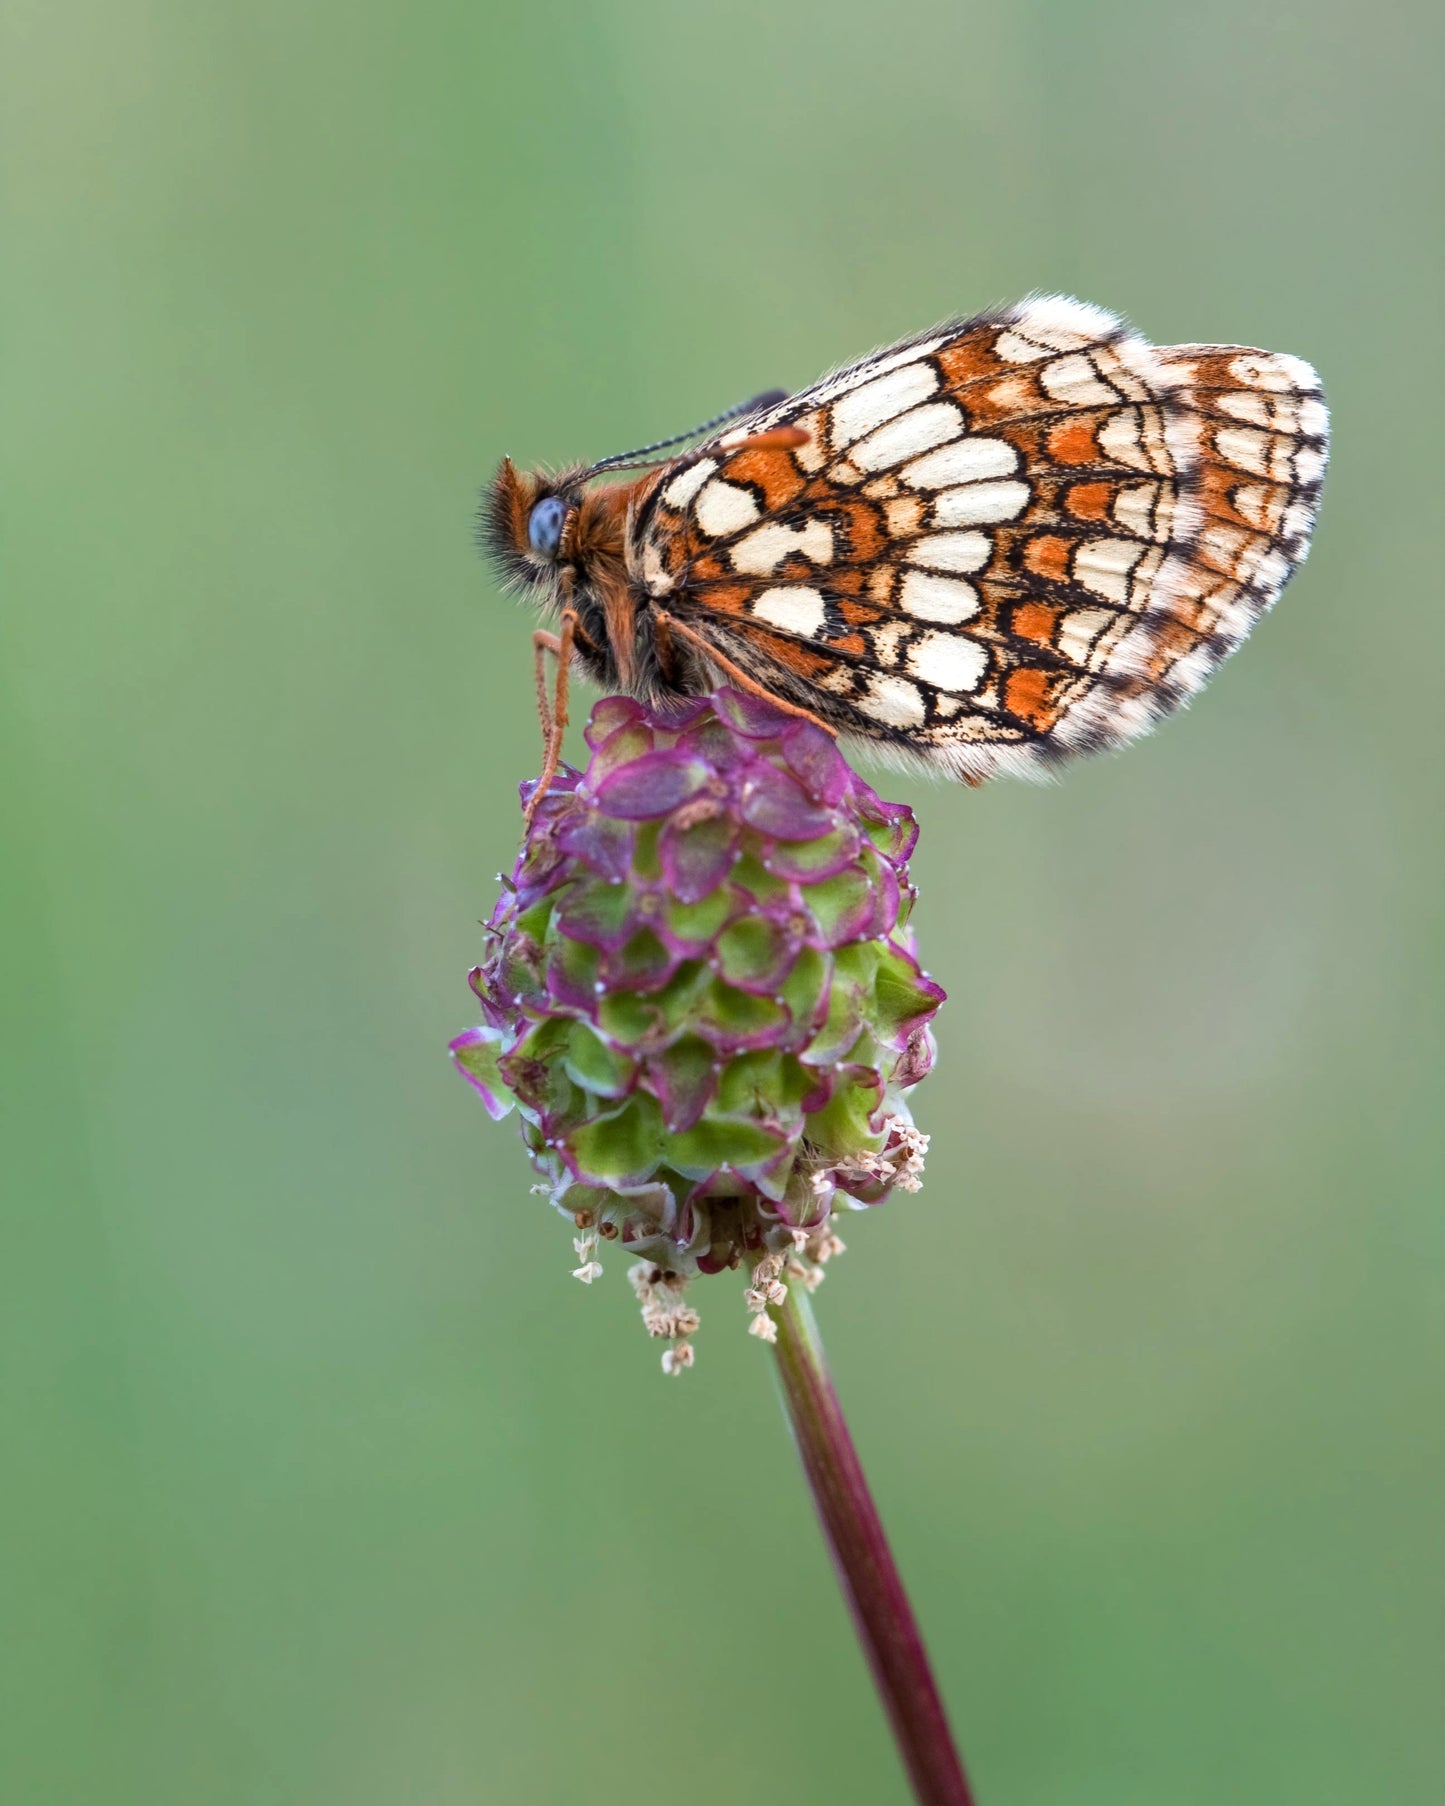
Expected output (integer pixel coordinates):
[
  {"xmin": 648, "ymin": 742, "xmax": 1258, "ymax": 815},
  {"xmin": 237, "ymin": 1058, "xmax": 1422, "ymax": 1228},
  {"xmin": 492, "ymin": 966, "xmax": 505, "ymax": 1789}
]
[{"xmin": 528, "ymin": 496, "xmax": 567, "ymax": 561}]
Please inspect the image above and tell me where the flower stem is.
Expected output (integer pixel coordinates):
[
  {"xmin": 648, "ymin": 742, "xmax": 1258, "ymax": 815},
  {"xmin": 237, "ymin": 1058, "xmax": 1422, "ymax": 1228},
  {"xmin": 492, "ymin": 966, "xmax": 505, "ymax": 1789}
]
[{"xmin": 770, "ymin": 1283, "xmax": 976, "ymax": 1806}]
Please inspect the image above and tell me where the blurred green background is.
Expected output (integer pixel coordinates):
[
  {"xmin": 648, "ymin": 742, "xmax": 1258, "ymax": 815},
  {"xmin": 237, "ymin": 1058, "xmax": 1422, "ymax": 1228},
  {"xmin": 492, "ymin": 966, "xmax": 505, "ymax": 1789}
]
[{"xmin": 4, "ymin": 2, "xmax": 1441, "ymax": 1801}]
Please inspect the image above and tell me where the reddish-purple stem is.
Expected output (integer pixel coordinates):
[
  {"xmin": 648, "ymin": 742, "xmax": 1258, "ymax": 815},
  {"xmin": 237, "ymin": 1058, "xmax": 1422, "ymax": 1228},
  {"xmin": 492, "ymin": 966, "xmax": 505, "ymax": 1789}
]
[{"xmin": 770, "ymin": 1284, "xmax": 976, "ymax": 1806}]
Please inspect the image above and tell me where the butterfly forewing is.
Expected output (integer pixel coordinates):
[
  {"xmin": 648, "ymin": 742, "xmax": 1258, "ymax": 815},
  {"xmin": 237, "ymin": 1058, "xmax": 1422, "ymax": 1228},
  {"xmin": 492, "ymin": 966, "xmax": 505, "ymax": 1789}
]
[{"xmin": 634, "ymin": 296, "xmax": 1328, "ymax": 780}]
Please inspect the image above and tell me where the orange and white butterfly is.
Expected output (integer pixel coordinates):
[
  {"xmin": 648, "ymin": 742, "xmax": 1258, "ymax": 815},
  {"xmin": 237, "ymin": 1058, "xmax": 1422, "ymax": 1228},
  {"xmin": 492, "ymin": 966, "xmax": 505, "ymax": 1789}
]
[{"xmin": 484, "ymin": 295, "xmax": 1327, "ymax": 801}]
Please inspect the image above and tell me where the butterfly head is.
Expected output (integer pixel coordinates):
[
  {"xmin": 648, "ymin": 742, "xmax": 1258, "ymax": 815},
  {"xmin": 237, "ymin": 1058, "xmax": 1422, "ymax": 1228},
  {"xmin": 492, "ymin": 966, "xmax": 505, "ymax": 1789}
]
[
  {"xmin": 481, "ymin": 457, "xmax": 590, "ymax": 593},
  {"xmin": 480, "ymin": 456, "xmax": 648, "ymax": 692}
]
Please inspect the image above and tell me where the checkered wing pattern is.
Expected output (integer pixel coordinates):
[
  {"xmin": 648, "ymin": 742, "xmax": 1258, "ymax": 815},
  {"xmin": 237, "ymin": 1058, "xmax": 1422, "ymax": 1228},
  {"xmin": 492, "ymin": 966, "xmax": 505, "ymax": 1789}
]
[{"xmin": 634, "ymin": 296, "xmax": 1328, "ymax": 779}]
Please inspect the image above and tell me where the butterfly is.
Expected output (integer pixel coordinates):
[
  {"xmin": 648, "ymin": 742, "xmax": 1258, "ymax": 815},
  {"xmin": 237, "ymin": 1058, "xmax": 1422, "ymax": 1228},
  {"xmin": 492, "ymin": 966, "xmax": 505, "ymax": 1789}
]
[{"xmin": 483, "ymin": 295, "xmax": 1328, "ymax": 814}]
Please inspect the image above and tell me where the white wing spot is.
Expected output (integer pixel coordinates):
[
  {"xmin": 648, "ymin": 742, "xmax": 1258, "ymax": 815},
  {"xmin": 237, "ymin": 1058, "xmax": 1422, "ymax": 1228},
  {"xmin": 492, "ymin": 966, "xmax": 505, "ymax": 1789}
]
[
  {"xmin": 1040, "ymin": 354, "xmax": 1119, "ymax": 408},
  {"xmin": 902, "ymin": 436, "xmax": 1018, "ymax": 489},
  {"xmin": 1212, "ymin": 426, "xmax": 1272, "ymax": 479},
  {"xmin": 663, "ymin": 459, "xmax": 717, "ymax": 510},
  {"xmin": 899, "ymin": 569, "xmax": 979, "ymax": 624},
  {"xmin": 906, "ymin": 631, "xmax": 987, "ymax": 693},
  {"xmin": 1057, "ymin": 607, "xmax": 1114, "ymax": 667},
  {"xmin": 1201, "ymin": 524, "xmax": 1250, "ymax": 574},
  {"xmin": 642, "ymin": 539, "xmax": 674, "ymax": 595},
  {"xmin": 731, "ymin": 518, "xmax": 834, "ymax": 576},
  {"xmin": 751, "ymin": 586, "xmax": 827, "ymax": 637},
  {"xmin": 869, "ymin": 619, "xmax": 909, "ymax": 668},
  {"xmin": 829, "ymin": 362, "xmax": 939, "ymax": 449},
  {"xmin": 931, "ymin": 479, "xmax": 1030, "ymax": 525},
  {"xmin": 1228, "ymin": 351, "xmax": 1320, "ymax": 393},
  {"xmin": 1217, "ymin": 389, "xmax": 1283, "ymax": 430},
  {"xmin": 695, "ymin": 478, "xmax": 761, "ymax": 537},
  {"xmin": 1221, "ymin": 390, "xmax": 1278, "ymax": 428},
  {"xmin": 1097, "ymin": 410, "xmax": 1150, "ymax": 471},
  {"xmin": 1011, "ymin": 295, "xmax": 1120, "ymax": 350},
  {"xmin": 909, "ymin": 531, "xmax": 991, "ymax": 573},
  {"xmin": 1111, "ymin": 483, "xmax": 1158, "ymax": 541},
  {"xmin": 810, "ymin": 337, "xmax": 951, "ymax": 408},
  {"xmin": 852, "ymin": 402, "xmax": 964, "ymax": 473},
  {"xmin": 792, "ymin": 412, "xmax": 827, "ymax": 474},
  {"xmin": 856, "ymin": 673, "xmax": 927, "ymax": 728},
  {"xmin": 1075, "ymin": 537, "xmax": 1145, "ymax": 605},
  {"xmin": 993, "ymin": 330, "xmax": 1051, "ymax": 364},
  {"xmin": 1293, "ymin": 444, "xmax": 1327, "ymax": 484}
]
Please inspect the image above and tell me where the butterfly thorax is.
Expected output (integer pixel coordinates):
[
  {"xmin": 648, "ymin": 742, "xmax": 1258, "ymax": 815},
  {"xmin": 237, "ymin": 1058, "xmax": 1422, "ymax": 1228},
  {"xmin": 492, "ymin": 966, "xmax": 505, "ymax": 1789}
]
[{"xmin": 484, "ymin": 456, "xmax": 711, "ymax": 702}]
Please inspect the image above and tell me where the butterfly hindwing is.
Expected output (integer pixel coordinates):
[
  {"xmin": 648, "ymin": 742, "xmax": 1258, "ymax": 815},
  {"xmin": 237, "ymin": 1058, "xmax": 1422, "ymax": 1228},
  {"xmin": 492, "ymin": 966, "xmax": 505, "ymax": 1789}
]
[{"xmin": 633, "ymin": 297, "xmax": 1328, "ymax": 780}]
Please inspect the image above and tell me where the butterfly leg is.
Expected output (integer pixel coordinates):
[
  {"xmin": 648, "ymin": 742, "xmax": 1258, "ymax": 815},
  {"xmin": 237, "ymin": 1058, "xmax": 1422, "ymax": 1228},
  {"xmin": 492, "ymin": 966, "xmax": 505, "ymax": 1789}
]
[
  {"xmin": 532, "ymin": 629, "xmax": 561, "ymax": 742},
  {"xmin": 653, "ymin": 608, "xmax": 837, "ymax": 736},
  {"xmin": 525, "ymin": 610, "xmax": 578, "ymax": 826}
]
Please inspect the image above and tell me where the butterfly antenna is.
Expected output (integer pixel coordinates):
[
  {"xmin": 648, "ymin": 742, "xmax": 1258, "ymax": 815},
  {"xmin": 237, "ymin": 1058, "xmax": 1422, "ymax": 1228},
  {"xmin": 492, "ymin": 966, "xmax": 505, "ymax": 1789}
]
[{"xmin": 583, "ymin": 389, "xmax": 789, "ymax": 477}]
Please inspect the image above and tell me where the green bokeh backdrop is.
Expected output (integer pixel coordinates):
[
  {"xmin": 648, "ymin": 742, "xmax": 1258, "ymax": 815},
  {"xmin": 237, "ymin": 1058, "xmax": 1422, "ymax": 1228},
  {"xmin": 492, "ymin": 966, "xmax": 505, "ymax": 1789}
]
[{"xmin": 4, "ymin": 3, "xmax": 1441, "ymax": 1801}]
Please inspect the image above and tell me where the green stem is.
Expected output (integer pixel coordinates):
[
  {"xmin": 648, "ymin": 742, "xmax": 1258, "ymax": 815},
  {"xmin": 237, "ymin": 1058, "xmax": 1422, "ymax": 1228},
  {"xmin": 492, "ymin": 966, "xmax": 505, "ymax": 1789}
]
[{"xmin": 770, "ymin": 1284, "xmax": 976, "ymax": 1806}]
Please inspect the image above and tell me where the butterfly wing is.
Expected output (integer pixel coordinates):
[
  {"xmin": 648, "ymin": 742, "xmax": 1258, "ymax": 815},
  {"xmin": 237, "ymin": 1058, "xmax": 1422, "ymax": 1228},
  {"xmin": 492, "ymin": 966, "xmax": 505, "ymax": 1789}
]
[{"xmin": 633, "ymin": 296, "xmax": 1328, "ymax": 780}]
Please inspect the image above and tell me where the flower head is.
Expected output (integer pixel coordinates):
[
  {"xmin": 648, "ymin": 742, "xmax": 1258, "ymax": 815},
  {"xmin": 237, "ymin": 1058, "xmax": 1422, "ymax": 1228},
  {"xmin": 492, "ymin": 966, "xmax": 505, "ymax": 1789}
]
[{"xmin": 451, "ymin": 689, "xmax": 944, "ymax": 1369}]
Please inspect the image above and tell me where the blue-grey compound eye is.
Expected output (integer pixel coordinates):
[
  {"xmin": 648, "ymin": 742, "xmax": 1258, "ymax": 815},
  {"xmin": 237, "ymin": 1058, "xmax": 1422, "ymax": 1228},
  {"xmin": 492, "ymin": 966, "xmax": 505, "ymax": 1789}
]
[{"xmin": 528, "ymin": 495, "xmax": 566, "ymax": 560}]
